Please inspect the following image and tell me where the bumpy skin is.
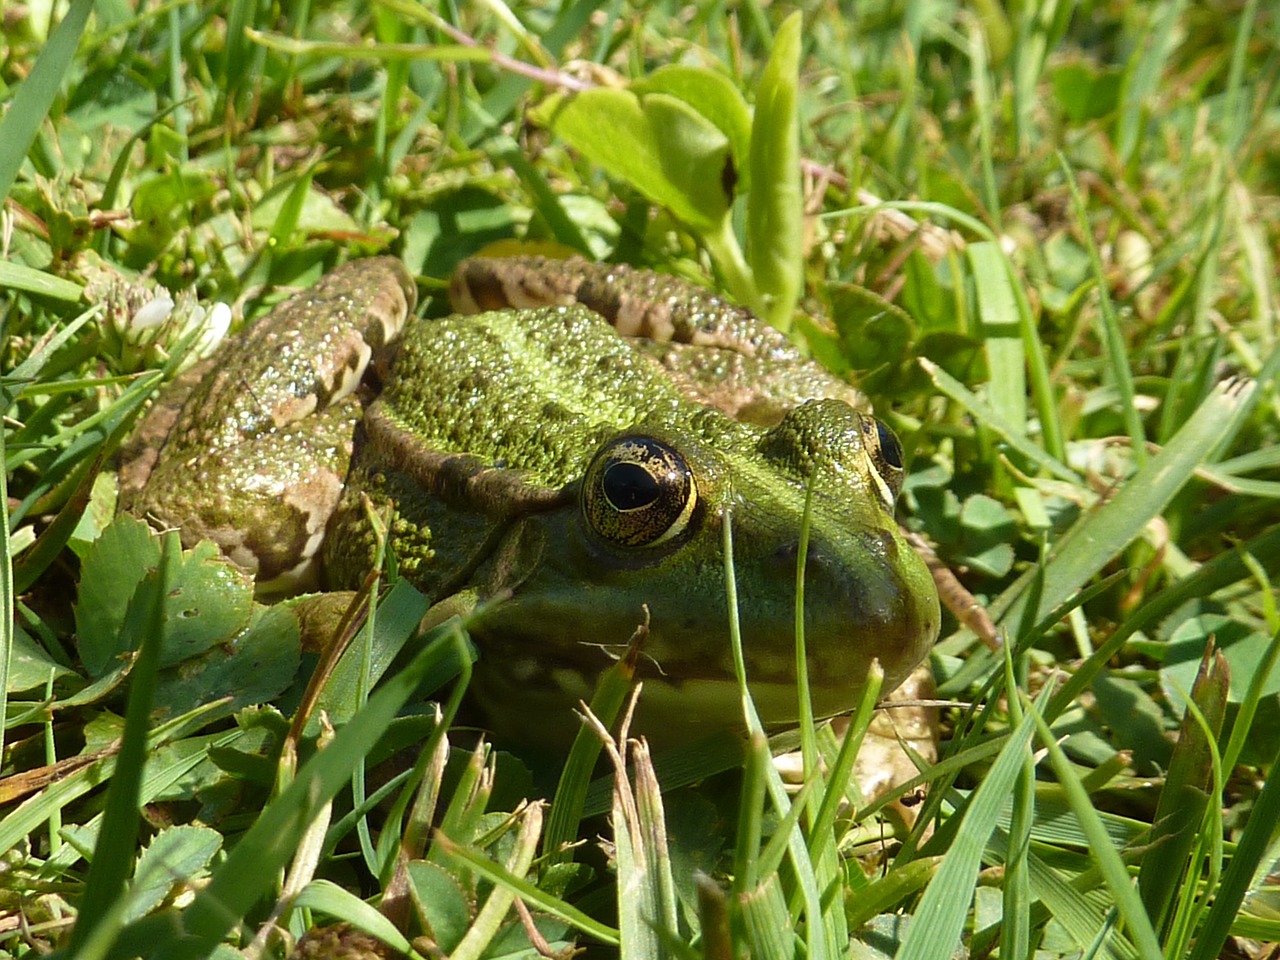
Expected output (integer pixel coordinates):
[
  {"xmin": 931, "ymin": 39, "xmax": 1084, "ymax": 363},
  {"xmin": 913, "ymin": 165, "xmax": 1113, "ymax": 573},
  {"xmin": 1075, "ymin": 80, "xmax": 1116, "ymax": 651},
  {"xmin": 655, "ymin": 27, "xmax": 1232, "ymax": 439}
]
[
  {"xmin": 127, "ymin": 255, "xmax": 940, "ymax": 742},
  {"xmin": 120, "ymin": 261, "xmax": 416, "ymax": 593}
]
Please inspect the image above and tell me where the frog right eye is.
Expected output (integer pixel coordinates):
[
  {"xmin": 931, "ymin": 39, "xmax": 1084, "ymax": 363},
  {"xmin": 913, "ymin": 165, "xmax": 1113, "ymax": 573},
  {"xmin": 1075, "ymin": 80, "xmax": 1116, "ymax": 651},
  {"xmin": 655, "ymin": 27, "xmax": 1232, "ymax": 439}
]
[
  {"xmin": 863, "ymin": 416, "xmax": 906, "ymax": 507},
  {"xmin": 582, "ymin": 436, "xmax": 698, "ymax": 548}
]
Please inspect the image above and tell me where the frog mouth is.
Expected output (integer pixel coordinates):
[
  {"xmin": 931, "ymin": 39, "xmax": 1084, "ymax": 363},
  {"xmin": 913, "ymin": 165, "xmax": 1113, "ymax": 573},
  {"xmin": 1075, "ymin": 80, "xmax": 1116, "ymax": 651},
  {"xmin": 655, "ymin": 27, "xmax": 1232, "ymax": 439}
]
[{"xmin": 465, "ymin": 632, "xmax": 905, "ymax": 735}]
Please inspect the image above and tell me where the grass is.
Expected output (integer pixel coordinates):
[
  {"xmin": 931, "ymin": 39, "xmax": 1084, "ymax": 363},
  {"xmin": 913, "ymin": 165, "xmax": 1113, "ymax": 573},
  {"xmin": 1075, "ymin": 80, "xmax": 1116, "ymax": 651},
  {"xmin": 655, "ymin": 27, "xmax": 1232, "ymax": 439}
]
[{"xmin": 2, "ymin": 1, "xmax": 1279, "ymax": 957}]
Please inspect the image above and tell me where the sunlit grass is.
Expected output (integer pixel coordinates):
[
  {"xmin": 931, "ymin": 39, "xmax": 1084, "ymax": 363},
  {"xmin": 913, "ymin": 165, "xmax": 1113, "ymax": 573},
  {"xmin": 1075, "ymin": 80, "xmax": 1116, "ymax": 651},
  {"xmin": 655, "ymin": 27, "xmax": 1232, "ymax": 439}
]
[{"xmin": 1, "ymin": 1, "xmax": 1278, "ymax": 957}]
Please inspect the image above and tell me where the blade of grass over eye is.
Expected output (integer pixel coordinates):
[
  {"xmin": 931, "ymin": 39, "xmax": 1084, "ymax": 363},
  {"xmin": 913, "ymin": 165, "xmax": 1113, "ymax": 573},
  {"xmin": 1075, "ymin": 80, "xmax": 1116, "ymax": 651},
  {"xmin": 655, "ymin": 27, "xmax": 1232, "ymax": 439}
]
[
  {"xmin": 1028, "ymin": 703, "xmax": 1163, "ymax": 960},
  {"xmin": 0, "ymin": 0, "xmax": 94, "ymax": 203},
  {"xmin": 1059, "ymin": 153, "xmax": 1146, "ymax": 464},
  {"xmin": 992, "ymin": 377, "xmax": 1255, "ymax": 640},
  {"xmin": 722, "ymin": 509, "xmax": 831, "ymax": 960},
  {"xmin": 896, "ymin": 699, "xmax": 1039, "ymax": 960},
  {"xmin": 794, "ymin": 475, "xmax": 817, "ymax": 770}
]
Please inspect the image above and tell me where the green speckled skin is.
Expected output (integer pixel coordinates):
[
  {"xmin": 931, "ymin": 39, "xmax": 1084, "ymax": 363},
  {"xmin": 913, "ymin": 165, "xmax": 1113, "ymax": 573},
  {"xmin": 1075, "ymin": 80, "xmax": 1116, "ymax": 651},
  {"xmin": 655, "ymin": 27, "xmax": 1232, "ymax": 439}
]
[{"xmin": 127, "ymin": 256, "xmax": 940, "ymax": 741}]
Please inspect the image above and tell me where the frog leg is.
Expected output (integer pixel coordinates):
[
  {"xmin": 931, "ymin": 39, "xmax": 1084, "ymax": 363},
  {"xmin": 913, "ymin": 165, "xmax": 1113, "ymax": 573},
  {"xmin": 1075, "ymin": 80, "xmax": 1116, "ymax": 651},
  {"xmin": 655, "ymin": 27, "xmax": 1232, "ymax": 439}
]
[{"xmin": 122, "ymin": 258, "xmax": 416, "ymax": 594}]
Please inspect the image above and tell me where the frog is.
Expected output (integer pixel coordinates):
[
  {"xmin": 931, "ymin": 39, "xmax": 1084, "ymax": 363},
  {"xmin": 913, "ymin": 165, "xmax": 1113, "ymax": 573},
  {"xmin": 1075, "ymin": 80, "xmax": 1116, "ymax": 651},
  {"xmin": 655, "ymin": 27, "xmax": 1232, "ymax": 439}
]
[{"xmin": 120, "ymin": 255, "xmax": 940, "ymax": 743}]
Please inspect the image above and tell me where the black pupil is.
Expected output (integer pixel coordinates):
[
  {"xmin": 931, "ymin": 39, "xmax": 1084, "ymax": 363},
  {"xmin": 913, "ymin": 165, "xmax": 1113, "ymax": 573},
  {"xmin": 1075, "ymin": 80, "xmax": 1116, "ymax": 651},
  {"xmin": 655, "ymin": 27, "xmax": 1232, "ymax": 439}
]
[
  {"xmin": 603, "ymin": 461, "xmax": 660, "ymax": 510},
  {"xmin": 876, "ymin": 421, "xmax": 903, "ymax": 469}
]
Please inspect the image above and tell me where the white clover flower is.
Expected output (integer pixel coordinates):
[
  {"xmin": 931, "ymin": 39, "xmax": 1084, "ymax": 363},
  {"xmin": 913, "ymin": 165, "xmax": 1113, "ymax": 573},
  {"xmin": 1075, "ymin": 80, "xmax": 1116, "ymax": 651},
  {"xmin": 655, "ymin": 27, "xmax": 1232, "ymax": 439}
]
[
  {"xmin": 126, "ymin": 294, "xmax": 175, "ymax": 337},
  {"xmin": 182, "ymin": 301, "xmax": 232, "ymax": 361}
]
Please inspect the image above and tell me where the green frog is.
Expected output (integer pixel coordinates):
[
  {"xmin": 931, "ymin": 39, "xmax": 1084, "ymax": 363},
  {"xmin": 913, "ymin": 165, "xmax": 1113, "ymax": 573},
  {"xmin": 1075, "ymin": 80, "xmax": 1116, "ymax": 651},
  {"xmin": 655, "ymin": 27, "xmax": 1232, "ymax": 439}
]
[{"xmin": 120, "ymin": 256, "xmax": 939, "ymax": 742}]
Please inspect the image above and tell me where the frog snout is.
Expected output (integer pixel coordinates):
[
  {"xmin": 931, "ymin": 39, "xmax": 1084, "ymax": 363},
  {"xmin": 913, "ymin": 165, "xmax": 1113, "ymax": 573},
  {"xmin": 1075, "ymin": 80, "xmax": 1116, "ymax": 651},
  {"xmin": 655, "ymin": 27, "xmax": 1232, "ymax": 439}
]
[{"xmin": 768, "ymin": 529, "xmax": 926, "ymax": 628}]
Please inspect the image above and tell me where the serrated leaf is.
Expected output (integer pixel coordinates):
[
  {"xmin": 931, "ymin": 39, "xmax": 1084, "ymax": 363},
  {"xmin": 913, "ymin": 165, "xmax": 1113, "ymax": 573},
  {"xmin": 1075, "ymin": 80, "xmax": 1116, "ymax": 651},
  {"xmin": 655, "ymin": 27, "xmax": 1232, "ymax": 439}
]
[
  {"xmin": 151, "ymin": 602, "xmax": 302, "ymax": 719},
  {"xmin": 408, "ymin": 859, "xmax": 473, "ymax": 953},
  {"xmin": 75, "ymin": 516, "xmax": 255, "ymax": 677},
  {"xmin": 74, "ymin": 515, "xmax": 160, "ymax": 674},
  {"xmin": 126, "ymin": 825, "xmax": 223, "ymax": 922}
]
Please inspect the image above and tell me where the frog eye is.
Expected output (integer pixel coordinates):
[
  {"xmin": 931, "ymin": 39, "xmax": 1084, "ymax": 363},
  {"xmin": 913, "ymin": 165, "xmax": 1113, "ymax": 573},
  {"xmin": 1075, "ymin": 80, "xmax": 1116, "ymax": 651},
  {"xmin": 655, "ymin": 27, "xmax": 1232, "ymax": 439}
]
[
  {"xmin": 863, "ymin": 417, "xmax": 906, "ymax": 507},
  {"xmin": 582, "ymin": 436, "xmax": 698, "ymax": 547}
]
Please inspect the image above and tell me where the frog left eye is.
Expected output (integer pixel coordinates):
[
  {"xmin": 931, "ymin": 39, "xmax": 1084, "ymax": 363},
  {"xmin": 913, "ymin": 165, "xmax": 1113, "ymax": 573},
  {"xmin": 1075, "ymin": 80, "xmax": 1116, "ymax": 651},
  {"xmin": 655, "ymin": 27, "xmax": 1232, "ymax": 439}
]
[
  {"xmin": 582, "ymin": 436, "xmax": 698, "ymax": 547},
  {"xmin": 863, "ymin": 417, "xmax": 906, "ymax": 507}
]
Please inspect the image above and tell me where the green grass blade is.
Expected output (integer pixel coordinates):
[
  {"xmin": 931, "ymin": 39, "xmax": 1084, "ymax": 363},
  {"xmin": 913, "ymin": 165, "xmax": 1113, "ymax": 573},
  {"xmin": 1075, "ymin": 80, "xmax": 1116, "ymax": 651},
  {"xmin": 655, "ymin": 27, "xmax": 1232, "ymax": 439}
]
[
  {"xmin": 292, "ymin": 880, "xmax": 415, "ymax": 954},
  {"xmin": 746, "ymin": 10, "xmax": 802, "ymax": 331},
  {"xmin": 0, "ymin": 262, "xmax": 84, "ymax": 302},
  {"xmin": 1059, "ymin": 153, "xmax": 1147, "ymax": 464},
  {"xmin": 993, "ymin": 377, "xmax": 1255, "ymax": 638},
  {"xmin": 437, "ymin": 828, "xmax": 621, "ymax": 947},
  {"xmin": 0, "ymin": 0, "xmax": 94, "ymax": 203},
  {"xmin": 921, "ymin": 358, "xmax": 1076, "ymax": 482},
  {"xmin": 0, "ymin": 423, "xmax": 13, "ymax": 799},
  {"xmin": 897, "ymin": 704, "xmax": 1038, "ymax": 960},
  {"xmin": 1029, "ymin": 702, "xmax": 1162, "ymax": 960},
  {"xmin": 167, "ymin": 622, "xmax": 471, "ymax": 952},
  {"xmin": 66, "ymin": 534, "xmax": 174, "ymax": 952},
  {"xmin": 968, "ymin": 241, "xmax": 1026, "ymax": 431},
  {"xmin": 1186, "ymin": 728, "xmax": 1280, "ymax": 960},
  {"xmin": 1115, "ymin": 0, "xmax": 1188, "ymax": 164},
  {"xmin": 1137, "ymin": 646, "xmax": 1228, "ymax": 937}
]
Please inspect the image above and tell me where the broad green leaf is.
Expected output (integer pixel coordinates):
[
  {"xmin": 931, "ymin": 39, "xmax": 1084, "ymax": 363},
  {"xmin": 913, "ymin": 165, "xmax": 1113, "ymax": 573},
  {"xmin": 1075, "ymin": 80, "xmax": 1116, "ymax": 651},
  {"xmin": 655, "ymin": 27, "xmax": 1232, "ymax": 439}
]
[
  {"xmin": 151, "ymin": 602, "xmax": 301, "ymax": 719},
  {"xmin": 6, "ymin": 626, "xmax": 74, "ymax": 692},
  {"xmin": 631, "ymin": 65, "xmax": 753, "ymax": 195},
  {"xmin": 74, "ymin": 516, "xmax": 254, "ymax": 676},
  {"xmin": 1163, "ymin": 614, "xmax": 1280, "ymax": 704},
  {"xmin": 407, "ymin": 860, "xmax": 471, "ymax": 953},
  {"xmin": 534, "ymin": 87, "xmax": 733, "ymax": 233}
]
